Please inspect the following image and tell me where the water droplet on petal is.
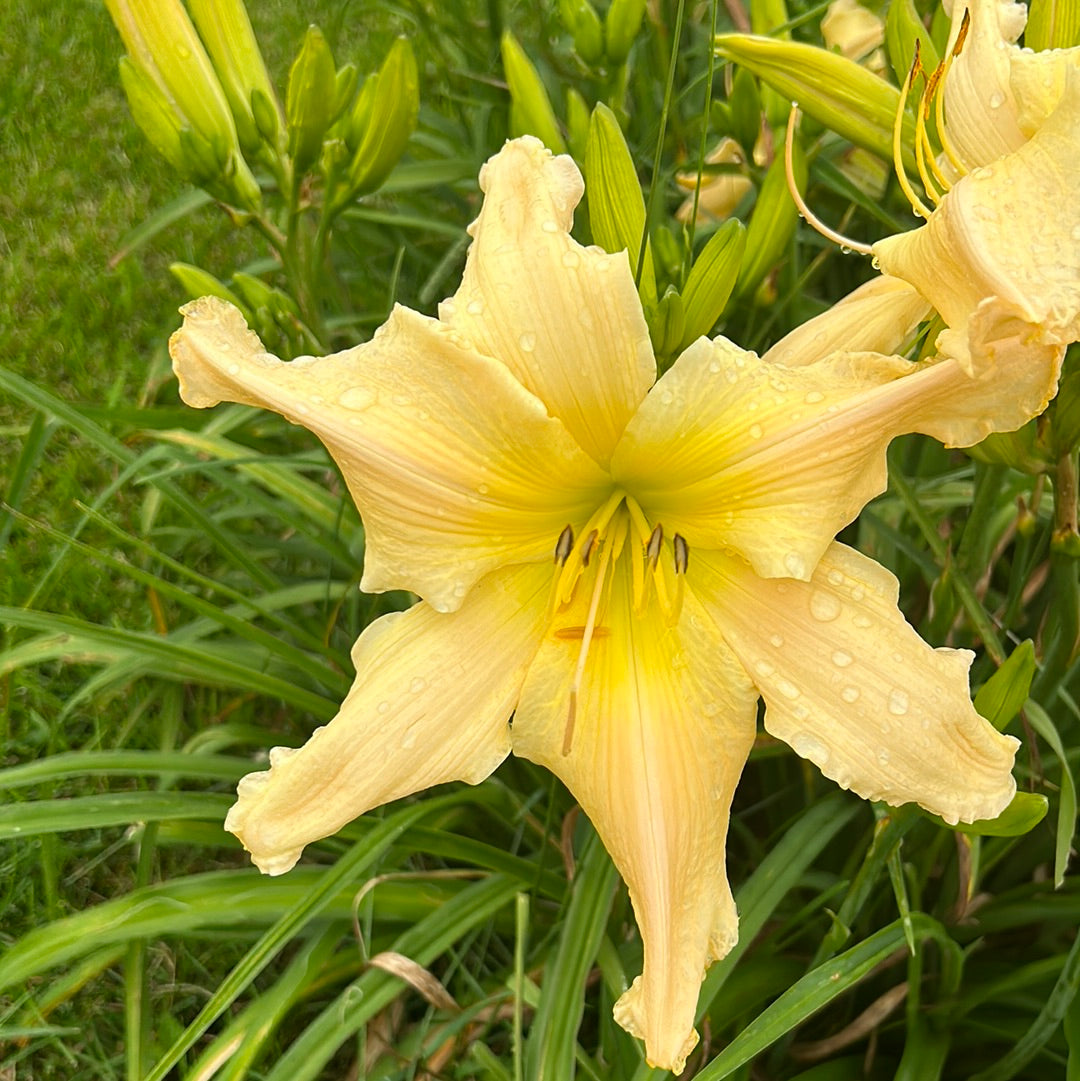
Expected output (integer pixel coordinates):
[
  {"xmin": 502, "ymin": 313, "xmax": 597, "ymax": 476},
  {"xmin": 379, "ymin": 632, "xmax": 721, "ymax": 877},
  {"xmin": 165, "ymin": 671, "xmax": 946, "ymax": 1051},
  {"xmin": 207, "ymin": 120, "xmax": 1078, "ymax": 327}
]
[
  {"xmin": 877, "ymin": 748, "xmax": 891, "ymax": 765},
  {"xmin": 754, "ymin": 659, "xmax": 775, "ymax": 678},
  {"xmin": 477, "ymin": 482, "xmax": 490, "ymax": 495},
  {"xmin": 805, "ymin": 390, "xmax": 824, "ymax": 404},
  {"xmin": 453, "ymin": 581, "xmax": 467, "ymax": 598},
  {"xmin": 227, "ymin": 362, "xmax": 241, "ymax": 375},
  {"xmin": 749, "ymin": 423, "xmax": 763, "ymax": 439},
  {"xmin": 841, "ymin": 685, "xmax": 860, "ymax": 703},
  {"xmin": 827, "ymin": 569, "xmax": 844, "ymax": 585},
  {"xmin": 518, "ymin": 332, "xmax": 536, "ymax": 352},
  {"xmin": 340, "ymin": 386, "xmax": 376, "ymax": 411},
  {"xmin": 466, "ymin": 299, "xmax": 484, "ymax": 315},
  {"xmin": 831, "ymin": 650, "xmax": 853, "ymax": 668},
  {"xmin": 542, "ymin": 220, "xmax": 559, "ymax": 233},
  {"xmin": 776, "ymin": 679, "xmax": 800, "ymax": 700},
  {"xmin": 377, "ymin": 701, "xmax": 391, "ymax": 715},
  {"xmin": 769, "ymin": 633, "xmax": 784, "ymax": 647},
  {"xmin": 810, "ymin": 591, "xmax": 842, "ymax": 622},
  {"xmin": 888, "ymin": 689, "xmax": 910, "ymax": 715},
  {"xmin": 410, "ymin": 677, "xmax": 426, "ymax": 693},
  {"xmin": 988, "ymin": 90, "xmax": 1005, "ymax": 108},
  {"xmin": 561, "ymin": 250, "xmax": 580, "ymax": 268}
]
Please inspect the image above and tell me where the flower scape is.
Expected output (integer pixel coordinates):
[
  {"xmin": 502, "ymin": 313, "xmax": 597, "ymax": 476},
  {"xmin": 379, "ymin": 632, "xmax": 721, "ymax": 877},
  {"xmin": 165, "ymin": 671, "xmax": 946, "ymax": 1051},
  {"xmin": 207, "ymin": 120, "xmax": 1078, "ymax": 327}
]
[{"xmin": 170, "ymin": 135, "xmax": 1060, "ymax": 1071}]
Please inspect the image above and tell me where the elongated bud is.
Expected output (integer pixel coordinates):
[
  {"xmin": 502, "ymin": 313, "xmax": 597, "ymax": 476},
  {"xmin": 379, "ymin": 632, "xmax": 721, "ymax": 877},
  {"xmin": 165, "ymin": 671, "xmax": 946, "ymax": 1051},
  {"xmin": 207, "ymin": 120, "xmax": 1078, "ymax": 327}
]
[
  {"xmin": 170, "ymin": 262, "xmax": 253, "ymax": 322},
  {"xmin": 342, "ymin": 38, "xmax": 419, "ymax": 201},
  {"xmin": 286, "ymin": 25, "xmax": 338, "ymax": 175},
  {"xmin": 188, "ymin": 0, "xmax": 283, "ymax": 156},
  {"xmin": 331, "ymin": 64, "xmax": 359, "ymax": 126},
  {"xmin": 604, "ymin": 0, "xmax": 646, "ymax": 65},
  {"xmin": 679, "ymin": 219, "xmax": 745, "ymax": 348},
  {"xmin": 584, "ymin": 102, "xmax": 656, "ymax": 307},
  {"xmin": 648, "ymin": 286, "xmax": 686, "ymax": 360},
  {"xmin": 105, "ymin": 0, "xmax": 261, "ymax": 208},
  {"xmin": 715, "ymin": 33, "xmax": 916, "ymax": 173},
  {"xmin": 502, "ymin": 31, "xmax": 568, "ymax": 154}
]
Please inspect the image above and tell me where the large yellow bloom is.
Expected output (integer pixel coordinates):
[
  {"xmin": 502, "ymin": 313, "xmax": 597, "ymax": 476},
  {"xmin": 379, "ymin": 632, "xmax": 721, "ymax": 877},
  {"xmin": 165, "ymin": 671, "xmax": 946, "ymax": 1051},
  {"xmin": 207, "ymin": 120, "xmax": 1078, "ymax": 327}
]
[
  {"xmin": 170, "ymin": 137, "xmax": 1048, "ymax": 1072},
  {"xmin": 873, "ymin": 0, "xmax": 1080, "ymax": 375}
]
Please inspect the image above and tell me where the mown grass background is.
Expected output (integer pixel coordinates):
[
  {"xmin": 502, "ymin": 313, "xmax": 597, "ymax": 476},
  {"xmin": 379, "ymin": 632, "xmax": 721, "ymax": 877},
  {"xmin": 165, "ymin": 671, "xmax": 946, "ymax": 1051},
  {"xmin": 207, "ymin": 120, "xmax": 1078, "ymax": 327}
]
[{"xmin": 2, "ymin": 1, "xmax": 1078, "ymax": 1079}]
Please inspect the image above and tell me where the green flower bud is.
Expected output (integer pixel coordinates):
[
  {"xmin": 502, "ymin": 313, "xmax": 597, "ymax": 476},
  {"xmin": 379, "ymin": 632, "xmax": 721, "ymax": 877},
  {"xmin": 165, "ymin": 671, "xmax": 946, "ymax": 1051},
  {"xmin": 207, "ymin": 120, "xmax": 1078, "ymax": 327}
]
[
  {"xmin": 605, "ymin": 0, "xmax": 647, "ymax": 65},
  {"xmin": 187, "ymin": 0, "xmax": 282, "ymax": 156},
  {"xmin": 286, "ymin": 25, "xmax": 338, "ymax": 175},
  {"xmin": 502, "ymin": 30, "xmax": 567, "ymax": 154}
]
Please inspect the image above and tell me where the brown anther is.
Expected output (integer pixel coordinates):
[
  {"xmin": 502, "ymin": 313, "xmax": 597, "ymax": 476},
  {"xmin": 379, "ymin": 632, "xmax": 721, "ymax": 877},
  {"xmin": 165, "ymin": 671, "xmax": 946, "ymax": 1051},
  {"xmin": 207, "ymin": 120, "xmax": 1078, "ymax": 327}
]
[
  {"xmin": 581, "ymin": 529, "xmax": 599, "ymax": 567},
  {"xmin": 646, "ymin": 523, "xmax": 664, "ymax": 570},
  {"xmin": 673, "ymin": 533, "xmax": 689, "ymax": 575},
  {"xmin": 954, "ymin": 8, "xmax": 971, "ymax": 55},
  {"xmin": 554, "ymin": 524, "xmax": 574, "ymax": 565},
  {"xmin": 907, "ymin": 39, "xmax": 923, "ymax": 90}
]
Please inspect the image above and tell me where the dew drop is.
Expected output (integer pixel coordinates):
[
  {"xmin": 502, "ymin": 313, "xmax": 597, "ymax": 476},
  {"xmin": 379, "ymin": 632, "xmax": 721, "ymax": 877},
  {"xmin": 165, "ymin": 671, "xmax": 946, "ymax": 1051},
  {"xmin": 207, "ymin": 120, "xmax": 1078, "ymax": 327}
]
[
  {"xmin": 805, "ymin": 390, "xmax": 825, "ymax": 404},
  {"xmin": 769, "ymin": 633, "xmax": 784, "ymax": 648},
  {"xmin": 340, "ymin": 386, "xmax": 376, "ymax": 411},
  {"xmin": 827, "ymin": 569, "xmax": 844, "ymax": 586},
  {"xmin": 377, "ymin": 700, "xmax": 391, "ymax": 715},
  {"xmin": 466, "ymin": 299, "xmax": 484, "ymax": 315},
  {"xmin": 776, "ymin": 679, "xmax": 800, "ymax": 700},
  {"xmin": 542, "ymin": 219, "xmax": 559, "ymax": 233},
  {"xmin": 810, "ymin": 591, "xmax": 842, "ymax": 622},
  {"xmin": 888, "ymin": 689, "xmax": 910, "ymax": 715},
  {"xmin": 877, "ymin": 748, "xmax": 891, "ymax": 766},
  {"xmin": 410, "ymin": 677, "xmax": 427, "ymax": 693},
  {"xmin": 749, "ymin": 423, "xmax": 763, "ymax": 439},
  {"xmin": 561, "ymin": 250, "xmax": 580, "ymax": 268},
  {"xmin": 453, "ymin": 581, "xmax": 467, "ymax": 598},
  {"xmin": 518, "ymin": 332, "xmax": 537, "ymax": 352},
  {"xmin": 227, "ymin": 363, "xmax": 240, "ymax": 376},
  {"xmin": 703, "ymin": 702, "xmax": 720, "ymax": 717},
  {"xmin": 754, "ymin": 659, "xmax": 775, "ymax": 678},
  {"xmin": 831, "ymin": 650, "xmax": 853, "ymax": 668},
  {"xmin": 988, "ymin": 90, "xmax": 1005, "ymax": 108},
  {"xmin": 841, "ymin": 685, "xmax": 860, "ymax": 703},
  {"xmin": 708, "ymin": 360, "xmax": 721, "ymax": 374},
  {"xmin": 477, "ymin": 482, "xmax": 490, "ymax": 495},
  {"xmin": 853, "ymin": 614, "xmax": 872, "ymax": 629}
]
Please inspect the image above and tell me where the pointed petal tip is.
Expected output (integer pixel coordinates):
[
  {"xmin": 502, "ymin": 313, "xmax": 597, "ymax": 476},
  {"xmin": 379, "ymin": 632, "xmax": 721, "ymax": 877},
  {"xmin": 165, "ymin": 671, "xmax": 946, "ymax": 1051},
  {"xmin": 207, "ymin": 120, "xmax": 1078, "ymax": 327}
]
[{"xmin": 614, "ymin": 982, "xmax": 700, "ymax": 1073}]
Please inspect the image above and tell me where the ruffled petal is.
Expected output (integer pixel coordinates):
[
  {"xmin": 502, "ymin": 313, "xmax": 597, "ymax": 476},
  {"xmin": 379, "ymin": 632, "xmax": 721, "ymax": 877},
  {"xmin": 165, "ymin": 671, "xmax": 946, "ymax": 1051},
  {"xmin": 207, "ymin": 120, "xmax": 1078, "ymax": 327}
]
[
  {"xmin": 875, "ymin": 68, "xmax": 1080, "ymax": 349},
  {"xmin": 225, "ymin": 564, "xmax": 551, "ymax": 874},
  {"xmin": 511, "ymin": 558, "xmax": 758, "ymax": 1072},
  {"xmin": 694, "ymin": 544, "xmax": 1018, "ymax": 825},
  {"xmin": 170, "ymin": 297, "xmax": 610, "ymax": 613},
  {"xmin": 611, "ymin": 332, "xmax": 1054, "ymax": 582},
  {"xmin": 441, "ymin": 136, "xmax": 656, "ymax": 466},
  {"xmin": 762, "ymin": 275, "xmax": 930, "ymax": 367},
  {"xmin": 940, "ymin": 0, "xmax": 1029, "ymax": 173}
]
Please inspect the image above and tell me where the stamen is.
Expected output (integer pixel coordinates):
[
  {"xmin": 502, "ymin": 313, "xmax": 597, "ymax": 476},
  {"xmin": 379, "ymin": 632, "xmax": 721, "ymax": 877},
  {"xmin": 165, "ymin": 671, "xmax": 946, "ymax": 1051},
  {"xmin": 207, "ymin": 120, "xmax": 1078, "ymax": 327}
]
[
  {"xmin": 893, "ymin": 45, "xmax": 934, "ymax": 220},
  {"xmin": 914, "ymin": 72, "xmax": 944, "ymax": 205},
  {"xmin": 646, "ymin": 523, "xmax": 664, "ymax": 570},
  {"xmin": 784, "ymin": 108, "xmax": 873, "ymax": 256},
  {"xmin": 554, "ymin": 524, "xmax": 574, "ymax": 565},
  {"xmin": 673, "ymin": 533, "xmax": 689, "ymax": 575},
  {"xmin": 580, "ymin": 529, "xmax": 599, "ymax": 567},
  {"xmin": 934, "ymin": 9, "xmax": 971, "ymax": 176},
  {"xmin": 563, "ymin": 533, "xmax": 615, "ymax": 756}
]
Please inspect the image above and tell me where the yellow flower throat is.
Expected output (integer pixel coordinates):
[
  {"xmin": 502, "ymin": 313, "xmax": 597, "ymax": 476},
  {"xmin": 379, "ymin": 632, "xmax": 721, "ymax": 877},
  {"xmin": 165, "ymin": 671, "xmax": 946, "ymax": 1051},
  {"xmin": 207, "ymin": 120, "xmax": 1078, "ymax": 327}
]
[{"xmin": 548, "ymin": 490, "xmax": 689, "ymax": 755}]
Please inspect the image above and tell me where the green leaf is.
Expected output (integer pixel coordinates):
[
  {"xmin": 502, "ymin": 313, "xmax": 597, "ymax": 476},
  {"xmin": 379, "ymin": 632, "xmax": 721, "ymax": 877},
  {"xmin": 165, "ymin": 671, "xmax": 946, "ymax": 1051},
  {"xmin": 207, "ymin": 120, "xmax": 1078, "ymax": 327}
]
[
  {"xmin": 1025, "ymin": 700, "xmax": 1078, "ymax": 887},
  {"xmin": 885, "ymin": 0, "xmax": 941, "ymax": 91},
  {"xmin": 975, "ymin": 640, "xmax": 1037, "ymax": 730}
]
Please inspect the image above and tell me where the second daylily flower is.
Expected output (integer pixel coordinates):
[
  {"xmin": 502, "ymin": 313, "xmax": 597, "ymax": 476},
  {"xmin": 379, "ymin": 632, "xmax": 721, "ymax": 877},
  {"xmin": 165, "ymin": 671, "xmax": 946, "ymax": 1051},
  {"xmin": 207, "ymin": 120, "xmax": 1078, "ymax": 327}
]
[{"xmin": 171, "ymin": 137, "xmax": 1047, "ymax": 1072}]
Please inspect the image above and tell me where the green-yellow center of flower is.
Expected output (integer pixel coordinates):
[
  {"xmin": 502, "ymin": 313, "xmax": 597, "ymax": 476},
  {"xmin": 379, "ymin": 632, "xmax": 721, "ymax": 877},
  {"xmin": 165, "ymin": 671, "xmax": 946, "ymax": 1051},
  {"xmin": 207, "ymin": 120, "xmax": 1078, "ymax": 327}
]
[{"xmin": 548, "ymin": 490, "xmax": 688, "ymax": 755}]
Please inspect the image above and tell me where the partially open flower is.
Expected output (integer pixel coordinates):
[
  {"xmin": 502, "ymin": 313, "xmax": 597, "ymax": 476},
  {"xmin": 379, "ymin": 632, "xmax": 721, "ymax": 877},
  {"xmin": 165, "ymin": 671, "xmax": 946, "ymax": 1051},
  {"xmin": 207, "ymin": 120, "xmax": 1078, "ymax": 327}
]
[
  {"xmin": 171, "ymin": 137, "xmax": 1041, "ymax": 1073},
  {"xmin": 872, "ymin": 0, "xmax": 1079, "ymax": 375}
]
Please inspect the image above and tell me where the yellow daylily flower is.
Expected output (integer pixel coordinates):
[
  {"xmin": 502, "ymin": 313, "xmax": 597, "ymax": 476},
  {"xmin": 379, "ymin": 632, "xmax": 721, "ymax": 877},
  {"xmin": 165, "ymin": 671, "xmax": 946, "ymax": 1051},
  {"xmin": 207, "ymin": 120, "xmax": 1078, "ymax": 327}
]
[
  {"xmin": 675, "ymin": 137, "xmax": 753, "ymax": 224},
  {"xmin": 170, "ymin": 137, "xmax": 1043, "ymax": 1072},
  {"xmin": 871, "ymin": 0, "xmax": 1080, "ymax": 376},
  {"xmin": 822, "ymin": 0, "xmax": 886, "ymax": 74}
]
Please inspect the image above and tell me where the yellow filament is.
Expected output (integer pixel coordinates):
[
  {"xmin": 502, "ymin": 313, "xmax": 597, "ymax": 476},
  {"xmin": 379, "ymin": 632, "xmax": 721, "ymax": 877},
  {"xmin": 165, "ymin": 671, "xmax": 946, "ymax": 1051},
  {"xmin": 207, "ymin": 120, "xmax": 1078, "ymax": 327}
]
[
  {"xmin": 783, "ymin": 108, "xmax": 873, "ymax": 256},
  {"xmin": 914, "ymin": 74, "xmax": 944, "ymax": 205},
  {"xmin": 563, "ymin": 519, "xmax": 620, "ymax": 756},
  {"xmin": 893, "ymin": 45, "xmax": 934, "ymax": 220},
  {"xmin": 933, "ymin": 10, "xmax": 972, "ymax": 177}
]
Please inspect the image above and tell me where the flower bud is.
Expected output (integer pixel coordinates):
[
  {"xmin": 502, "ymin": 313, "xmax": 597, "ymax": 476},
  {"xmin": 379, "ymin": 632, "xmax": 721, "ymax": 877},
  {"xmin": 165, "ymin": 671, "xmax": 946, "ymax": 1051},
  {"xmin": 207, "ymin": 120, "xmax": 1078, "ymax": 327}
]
[{"xmin": 286, "ymin": 25, "xmax": 338, "ymax": 175}]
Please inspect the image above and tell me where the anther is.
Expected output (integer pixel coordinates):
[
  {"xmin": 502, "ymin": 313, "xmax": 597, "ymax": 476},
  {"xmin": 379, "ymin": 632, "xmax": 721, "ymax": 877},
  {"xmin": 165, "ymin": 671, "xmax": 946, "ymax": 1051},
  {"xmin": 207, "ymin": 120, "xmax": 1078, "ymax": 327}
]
[
  {"xmin": 646, "ymin": 523, "xmax": 664, "ymax": 570},
  {"xmin": 581, "ymin": 529, "xmax": 599, "ymax": 567},
  {"xmin": 554, "ymin": 524, "xmax": 574, "ymax": 565},
  {"xmin": 673, "ymin": 533, "xmax": 689, "ymax": 575}
]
